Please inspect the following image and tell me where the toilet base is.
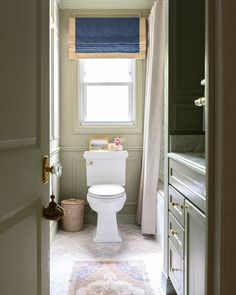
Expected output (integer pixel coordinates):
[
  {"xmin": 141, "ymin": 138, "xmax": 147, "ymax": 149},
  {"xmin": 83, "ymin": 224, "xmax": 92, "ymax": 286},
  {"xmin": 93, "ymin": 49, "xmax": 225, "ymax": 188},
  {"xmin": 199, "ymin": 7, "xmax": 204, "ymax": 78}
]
[{"xmin": 93, "ymin": 212, "xmax": 122, "ymax": 243}]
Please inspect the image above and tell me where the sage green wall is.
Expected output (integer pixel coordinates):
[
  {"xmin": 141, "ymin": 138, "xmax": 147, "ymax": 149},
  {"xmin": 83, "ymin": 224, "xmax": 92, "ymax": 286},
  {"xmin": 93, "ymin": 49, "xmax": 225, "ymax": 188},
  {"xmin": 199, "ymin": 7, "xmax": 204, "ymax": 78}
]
[{"xmin": 59, "ymin": 9, "xmax": 149, "ymax": 223}]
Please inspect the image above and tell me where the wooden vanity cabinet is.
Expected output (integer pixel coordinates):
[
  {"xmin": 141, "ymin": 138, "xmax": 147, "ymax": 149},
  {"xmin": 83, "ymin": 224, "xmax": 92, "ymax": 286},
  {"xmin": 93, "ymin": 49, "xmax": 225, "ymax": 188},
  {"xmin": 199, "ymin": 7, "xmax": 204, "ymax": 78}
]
[
  {"xmin": 168, "ymin": 159, "xmax": 206, "ymax": 295},
  {"xmin": 168, "ymin": 0, "xmax": 205, "ymax": 135},
  {"xmin": 169, "ymin": 239, "xmax": 184, "ymax": 295},
  {"xmin": 169, "ymin": 159, "xmax": 206, "ymax": 213},
  {"xmin": 185, "ymin": 200, "xmax": 205, "ymax": 295}
]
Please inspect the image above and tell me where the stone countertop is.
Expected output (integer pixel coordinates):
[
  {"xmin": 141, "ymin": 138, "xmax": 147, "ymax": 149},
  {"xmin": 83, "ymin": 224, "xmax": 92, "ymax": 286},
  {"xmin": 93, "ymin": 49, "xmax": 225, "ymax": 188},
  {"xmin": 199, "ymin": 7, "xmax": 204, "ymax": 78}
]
[{"xmin": 168, "ymin": 152, "xmax": 206, "ymax": 175}]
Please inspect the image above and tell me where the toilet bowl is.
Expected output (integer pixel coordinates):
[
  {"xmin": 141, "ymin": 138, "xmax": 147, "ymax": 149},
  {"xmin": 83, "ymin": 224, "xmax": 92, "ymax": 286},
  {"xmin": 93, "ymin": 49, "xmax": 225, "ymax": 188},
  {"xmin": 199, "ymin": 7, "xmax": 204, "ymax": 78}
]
[
  {"xmin": 87, "ymin": 184, "xmax": 126, "ymax": 242},
  {"xmin": 83, "ymin": 151, "xmax": 128, "ymax": 243}
]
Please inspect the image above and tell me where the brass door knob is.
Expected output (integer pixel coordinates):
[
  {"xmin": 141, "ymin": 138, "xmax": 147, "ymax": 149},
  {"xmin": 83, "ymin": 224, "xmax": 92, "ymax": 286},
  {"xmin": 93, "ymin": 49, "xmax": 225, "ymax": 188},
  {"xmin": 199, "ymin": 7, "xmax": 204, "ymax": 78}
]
[{"xmin": 42, "ymin": 155, "xmax": 63, "ymax": 184}]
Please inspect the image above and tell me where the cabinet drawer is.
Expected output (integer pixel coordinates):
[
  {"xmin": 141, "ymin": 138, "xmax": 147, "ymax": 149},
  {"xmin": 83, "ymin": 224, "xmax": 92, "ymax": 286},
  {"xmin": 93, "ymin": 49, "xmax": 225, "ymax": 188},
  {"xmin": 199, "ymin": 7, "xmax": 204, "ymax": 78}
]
[
  {"xmin": 185, "ymin": 199, "xmax": 206, "ymax": 295},
  {"xmin": 169, "ymin": 212, "xmax": 184, "ymax": 257},
  {"xmin": 169, "ymin": 239, "xmax": 184, "ymax": 295},
  {"xmin": 169, "ymin": 185, "xmax": 185, "ymax": 226},
  {"xmin": 169, "ymin": 159, "xmax": 206, "ymax": 213}
]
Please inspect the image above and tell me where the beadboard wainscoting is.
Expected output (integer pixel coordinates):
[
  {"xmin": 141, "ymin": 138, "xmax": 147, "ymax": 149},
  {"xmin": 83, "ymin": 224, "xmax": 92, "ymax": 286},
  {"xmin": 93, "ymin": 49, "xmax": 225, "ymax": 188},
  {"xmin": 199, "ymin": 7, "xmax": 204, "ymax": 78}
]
[{"xmin": 60, "ymin": 146, "xmax": 143, "ymax": 224}]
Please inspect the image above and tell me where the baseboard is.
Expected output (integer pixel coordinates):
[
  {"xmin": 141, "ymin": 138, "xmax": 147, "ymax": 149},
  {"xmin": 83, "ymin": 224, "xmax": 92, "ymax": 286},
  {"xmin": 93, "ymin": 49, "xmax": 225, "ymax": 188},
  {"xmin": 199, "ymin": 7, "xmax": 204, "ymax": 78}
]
[
  {"xmin": 84, "ymin": 214, "xmax": 136, "ymax": 225},
  {"xmin": 50, "ymin": 221, "xmax": 58, "ymax": 245},
  {"xmin": 161, "ymin": 271, "xmax": 176, "ymax": 294}
]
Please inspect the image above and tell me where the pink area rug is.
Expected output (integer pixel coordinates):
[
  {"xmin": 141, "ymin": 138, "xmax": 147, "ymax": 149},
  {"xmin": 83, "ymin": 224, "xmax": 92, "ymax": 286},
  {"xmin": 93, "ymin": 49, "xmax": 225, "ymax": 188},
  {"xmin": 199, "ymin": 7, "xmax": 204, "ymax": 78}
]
[{"xmin": 68, "ymin": 260, "xmax": 154, "ymax": 295}]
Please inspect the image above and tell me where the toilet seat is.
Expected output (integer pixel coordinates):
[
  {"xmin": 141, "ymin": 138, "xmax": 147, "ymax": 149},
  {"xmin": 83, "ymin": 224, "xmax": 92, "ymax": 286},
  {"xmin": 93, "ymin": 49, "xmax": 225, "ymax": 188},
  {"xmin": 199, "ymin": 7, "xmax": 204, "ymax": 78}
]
[{"xmin": 88, "ymin": 184, "xmax": 125, "ymax": 199}]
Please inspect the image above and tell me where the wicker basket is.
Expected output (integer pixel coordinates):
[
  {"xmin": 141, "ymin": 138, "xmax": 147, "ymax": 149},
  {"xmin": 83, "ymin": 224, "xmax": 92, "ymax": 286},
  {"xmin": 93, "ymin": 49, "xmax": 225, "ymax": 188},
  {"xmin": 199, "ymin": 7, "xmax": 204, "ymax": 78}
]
[{"xmin": 61, "ymin": 198, "xmax": 85, "ymax": 232}]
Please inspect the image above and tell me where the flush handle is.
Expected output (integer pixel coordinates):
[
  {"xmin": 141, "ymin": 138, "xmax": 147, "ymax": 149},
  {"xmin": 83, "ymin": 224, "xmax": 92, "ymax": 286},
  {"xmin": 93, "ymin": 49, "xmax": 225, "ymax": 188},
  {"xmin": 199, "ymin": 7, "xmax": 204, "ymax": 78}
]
[
  {"xmin": 42, "ymin": 155, "xmax": 63, "ymax": 184},
  {"xmin": 86, "ymin": 160, "xmax": 93, "ymax": 166}
]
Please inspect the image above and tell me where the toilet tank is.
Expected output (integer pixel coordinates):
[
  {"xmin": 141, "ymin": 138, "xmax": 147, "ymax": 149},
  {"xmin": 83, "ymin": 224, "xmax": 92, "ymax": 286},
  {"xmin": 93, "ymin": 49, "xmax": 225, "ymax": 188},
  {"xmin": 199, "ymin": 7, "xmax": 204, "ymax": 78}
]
[{"xmin": 83, "ymin": 151, "xmax": 129, "ymax": 186}]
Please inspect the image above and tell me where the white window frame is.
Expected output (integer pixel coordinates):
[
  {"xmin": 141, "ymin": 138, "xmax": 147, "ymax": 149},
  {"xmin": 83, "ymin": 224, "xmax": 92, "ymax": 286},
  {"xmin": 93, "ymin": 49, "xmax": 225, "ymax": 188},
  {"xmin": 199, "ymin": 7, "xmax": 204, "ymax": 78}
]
[
  {"xmin": 80, "ymin": 59, "xmax": 135, "ymax": 125},
  {"xmin": 73, "ymin": 59, "xmax": 143, "ymax": 134}
]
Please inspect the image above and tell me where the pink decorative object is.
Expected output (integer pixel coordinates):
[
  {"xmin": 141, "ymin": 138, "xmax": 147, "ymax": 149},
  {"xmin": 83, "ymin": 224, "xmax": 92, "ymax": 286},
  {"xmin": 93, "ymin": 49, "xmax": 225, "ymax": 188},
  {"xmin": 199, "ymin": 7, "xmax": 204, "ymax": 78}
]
[
  {"xmin": 114, "ymin": 137, "xmax": 123, "ymax": 151},
  {"xmin": 114, "ymin": 136, "xmax": 121, "ymax": 146}
]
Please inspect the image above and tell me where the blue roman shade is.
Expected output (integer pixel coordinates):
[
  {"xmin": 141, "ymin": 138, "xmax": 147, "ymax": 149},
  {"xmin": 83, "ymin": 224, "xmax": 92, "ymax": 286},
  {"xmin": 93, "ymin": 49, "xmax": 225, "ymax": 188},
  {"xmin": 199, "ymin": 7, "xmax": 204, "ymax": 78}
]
[{"xmin": 69, "ymin": 17, "xmax": 146, "ymax": 59}]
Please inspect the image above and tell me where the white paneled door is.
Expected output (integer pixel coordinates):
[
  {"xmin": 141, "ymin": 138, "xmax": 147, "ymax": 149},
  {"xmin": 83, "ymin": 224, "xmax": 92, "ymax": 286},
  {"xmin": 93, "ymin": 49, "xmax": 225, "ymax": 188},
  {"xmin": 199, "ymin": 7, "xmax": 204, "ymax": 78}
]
[{"xmin": 0, "ymin": 0, "xmax": 50, "ymax": 295}]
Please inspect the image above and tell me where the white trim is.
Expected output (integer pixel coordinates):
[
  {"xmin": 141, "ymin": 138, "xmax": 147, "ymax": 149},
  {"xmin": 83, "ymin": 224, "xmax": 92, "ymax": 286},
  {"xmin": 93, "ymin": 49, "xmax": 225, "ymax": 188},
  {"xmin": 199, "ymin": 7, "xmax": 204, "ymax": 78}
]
[
  {"xmin": 80, "ymin": 60, "xmax": 135, "ymax": 125},
  {"xmin": 58, "ymin": 0, "xmax": 155, "ymax": 10},
  {"xmin": 50, "ymin": 147, "xmax": 61, "ymax": 157},
  {"xmin": 70, "ymin": 10, "xmax": 146, "ymax": 18},
  {"xmin": 0, "ymin": 137, "xmax": 37, "ymax": 150},
  {"xmin": 60, "ymin": 146, "xmax": 143, "ymax": 152},
  {"xmin": 73, "ymin": 60, "xmax": 143, "ymax": 134}
]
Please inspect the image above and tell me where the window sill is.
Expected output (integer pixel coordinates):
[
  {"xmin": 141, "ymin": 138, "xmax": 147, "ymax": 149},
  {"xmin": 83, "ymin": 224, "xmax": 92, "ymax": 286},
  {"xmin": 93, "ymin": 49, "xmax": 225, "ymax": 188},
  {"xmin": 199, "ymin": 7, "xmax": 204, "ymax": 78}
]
[{"xmin": 73, "ymin": 122, "xmax": 142, "ymax": 134}]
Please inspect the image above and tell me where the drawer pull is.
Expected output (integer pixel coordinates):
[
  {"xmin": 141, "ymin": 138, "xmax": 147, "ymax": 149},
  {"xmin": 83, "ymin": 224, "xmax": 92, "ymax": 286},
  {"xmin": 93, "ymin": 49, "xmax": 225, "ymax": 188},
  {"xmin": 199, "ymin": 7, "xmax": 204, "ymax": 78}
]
[
  {"xmin": 170, "ymin": 267, "xmax": 179, "ymax": 272},
  {"xmin": 170, "ymin": 229, "xmax": 179, "ymax": 235},
  {"xmin": 170, "ymin": 201, "xmax": 180, "ymax": 207},
  {"xmin": 170, "ymin": 229, "xmax": 182, "ymax": 247},
  {"xmin": 170, "ymin": 201, "xmax": 188, "ymax": 210}
]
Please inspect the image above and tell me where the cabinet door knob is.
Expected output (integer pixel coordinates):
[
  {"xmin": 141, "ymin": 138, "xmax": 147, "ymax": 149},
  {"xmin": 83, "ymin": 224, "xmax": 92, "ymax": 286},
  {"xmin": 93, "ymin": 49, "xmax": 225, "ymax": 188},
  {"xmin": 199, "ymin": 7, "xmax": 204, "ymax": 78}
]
[
  {"xmin": 194, "ymin": 97, "xmax": 206, "ymax": 106},
  {"xmin": 170, "ymin": 201, "xmax": 186, "ymax": 209},
  {"xmin": 170, "ymin": 229, "xmax": 179, "ymax": 235},
  {"xmin": 170, "ymin": 201, "xmax": 180, "ymax": 207},
  {"xmin": 170, "ymin": 267, "xmax": 179, "ymax": 272}
]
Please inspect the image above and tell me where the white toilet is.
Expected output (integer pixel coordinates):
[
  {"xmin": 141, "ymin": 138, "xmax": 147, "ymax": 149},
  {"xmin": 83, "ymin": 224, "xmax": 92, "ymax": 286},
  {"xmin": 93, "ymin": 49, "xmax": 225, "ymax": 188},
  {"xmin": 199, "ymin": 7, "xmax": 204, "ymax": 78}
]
[{"xmin": 83, "ymin": 151, "xmax": 128, "ymax": 242}]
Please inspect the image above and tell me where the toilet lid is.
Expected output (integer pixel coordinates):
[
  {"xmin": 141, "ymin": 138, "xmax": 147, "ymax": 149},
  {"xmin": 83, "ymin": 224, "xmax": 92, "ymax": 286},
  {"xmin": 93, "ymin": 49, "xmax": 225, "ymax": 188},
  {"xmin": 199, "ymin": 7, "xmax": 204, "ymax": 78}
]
[{"xmin": 88, "ymin": 184, "xmax": 125, "ymax": 199}]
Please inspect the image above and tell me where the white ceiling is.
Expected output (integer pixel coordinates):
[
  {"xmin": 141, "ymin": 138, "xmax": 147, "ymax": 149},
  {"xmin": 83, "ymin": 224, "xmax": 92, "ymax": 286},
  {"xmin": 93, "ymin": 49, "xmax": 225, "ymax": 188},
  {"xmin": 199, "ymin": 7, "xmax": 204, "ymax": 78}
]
[{"xmin": 57, "ymin": 0, "xmax": 155, "ymax": 10}]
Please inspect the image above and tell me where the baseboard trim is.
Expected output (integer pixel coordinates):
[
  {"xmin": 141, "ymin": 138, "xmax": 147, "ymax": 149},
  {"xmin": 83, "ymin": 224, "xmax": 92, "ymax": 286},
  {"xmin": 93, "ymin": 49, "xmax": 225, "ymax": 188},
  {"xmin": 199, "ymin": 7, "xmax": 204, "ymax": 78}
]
[{"xmin": 161, "ymin": 271, "xmax": 176, "ymax": 294}]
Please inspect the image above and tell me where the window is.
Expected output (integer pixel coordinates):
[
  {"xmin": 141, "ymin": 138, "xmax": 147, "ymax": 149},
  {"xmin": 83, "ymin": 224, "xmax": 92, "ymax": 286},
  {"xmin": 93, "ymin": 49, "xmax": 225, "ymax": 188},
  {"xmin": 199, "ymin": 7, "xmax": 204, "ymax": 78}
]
[{"xmin": 80, "ymin": 59, "xmax": 135, "ymax": 125}]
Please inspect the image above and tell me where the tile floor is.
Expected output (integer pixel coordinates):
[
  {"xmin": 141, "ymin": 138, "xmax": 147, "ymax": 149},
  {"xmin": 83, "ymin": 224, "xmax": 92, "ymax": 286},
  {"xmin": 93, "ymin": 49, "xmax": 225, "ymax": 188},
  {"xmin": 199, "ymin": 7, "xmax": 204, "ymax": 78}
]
[{"xmin": 50, "ymin": 224, "xmax": 164, "ymax": 295}]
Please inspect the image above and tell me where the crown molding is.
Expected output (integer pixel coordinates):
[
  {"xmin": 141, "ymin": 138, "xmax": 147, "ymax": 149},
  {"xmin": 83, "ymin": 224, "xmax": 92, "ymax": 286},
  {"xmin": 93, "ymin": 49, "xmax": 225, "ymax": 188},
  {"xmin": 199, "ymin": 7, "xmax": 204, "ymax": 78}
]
[{"xmin": 57, "ymin": 0, "xmax": 154, "ymax": 10}]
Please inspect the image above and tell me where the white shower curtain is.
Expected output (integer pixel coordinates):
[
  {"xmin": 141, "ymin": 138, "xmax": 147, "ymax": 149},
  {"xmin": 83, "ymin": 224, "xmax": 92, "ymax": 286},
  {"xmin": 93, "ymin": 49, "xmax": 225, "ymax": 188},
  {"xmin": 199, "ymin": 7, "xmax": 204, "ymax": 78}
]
[{"xmin": 137, "ymin": 0, "xmax": 166, "ymax": 234}]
